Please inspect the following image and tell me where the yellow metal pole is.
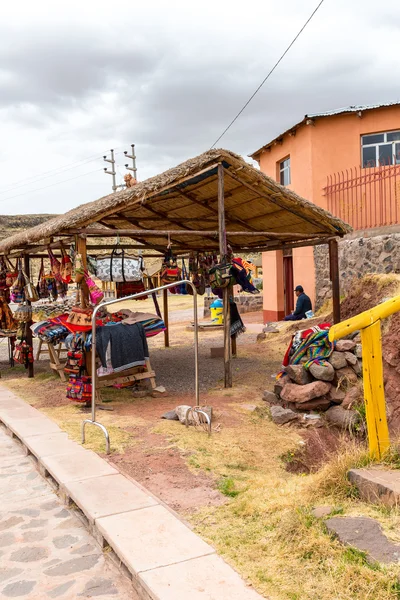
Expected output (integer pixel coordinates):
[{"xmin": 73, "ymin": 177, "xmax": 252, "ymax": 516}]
[{"xmin": 360, "ymin": 321, "xmax": 390, "ymax": 459}]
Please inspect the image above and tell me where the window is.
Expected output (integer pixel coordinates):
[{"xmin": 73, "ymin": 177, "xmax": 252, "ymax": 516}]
[
  {"xmin": 279, "ymin": 157, "xmax": 291, "ymax": 185},
  {"xmin": 361, "ymin": 131, "xmax": 400, "ymax": 167}
]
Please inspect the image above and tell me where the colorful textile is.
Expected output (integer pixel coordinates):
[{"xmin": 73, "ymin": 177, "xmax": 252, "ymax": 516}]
[{"xmin": 277, "ymin": 323, "xmax": 332, "ymax": 380}]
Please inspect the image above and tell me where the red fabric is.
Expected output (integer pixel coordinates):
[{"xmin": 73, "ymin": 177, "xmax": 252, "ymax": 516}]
[{"xmin": 50, "ymin": 313, "xmax": 102, "ymax": 334}]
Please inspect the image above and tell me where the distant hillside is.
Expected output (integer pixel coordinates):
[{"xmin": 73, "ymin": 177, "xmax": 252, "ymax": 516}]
[{"xmin": 0, "ymin": 215, "xmax": 56, "ymax": 241}]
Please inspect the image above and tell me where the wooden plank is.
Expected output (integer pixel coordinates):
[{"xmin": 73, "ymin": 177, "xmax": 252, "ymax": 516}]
[
  {"xmin": 329, "ymin": 238, "xmax": 341, "ymax": 324},
  {"xmin": 97, "ymin": 370, "xmax": 156, "ymax": 389},
  {"xmin": 23, "ymin": 255, "xmax": 34, "ymax": 379}
]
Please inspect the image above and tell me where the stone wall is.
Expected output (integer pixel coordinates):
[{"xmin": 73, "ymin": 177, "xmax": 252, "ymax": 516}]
[{"xmin": 314, "ymin": 231, "xmax": 400, "ymax": 309}]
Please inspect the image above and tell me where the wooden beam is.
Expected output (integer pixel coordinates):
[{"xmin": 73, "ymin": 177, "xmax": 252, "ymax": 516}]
[
  {"xmin": 329, "ymin": 239, "xmax": 341, "ymax": 324},
  {"xmin": 218, "ymin": 163, "xmax": 232, "ymax": 388},
  {"xmin": 76, "ymin": 236, "xmax": 89, "ymax": 308},
  {"xmin": 23, "ymin": 255, "xmax": 34, "ymax": 379},
  {"xmin": 65, "ymin": 228, "xmax": 324, "ymax": 239},
  {"xmin": 224, "ymin": 168, "xmax": 337, "ymax": 234}
]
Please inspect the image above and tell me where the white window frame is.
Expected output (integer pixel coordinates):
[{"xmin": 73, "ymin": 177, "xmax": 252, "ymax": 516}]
[
  {"xmin": 279, "ymin": 157, "xmax": 291, "ymax": 185},
  {"xmin": 361, "ymin": 130, "xmax": 400, "ymax": 168}
]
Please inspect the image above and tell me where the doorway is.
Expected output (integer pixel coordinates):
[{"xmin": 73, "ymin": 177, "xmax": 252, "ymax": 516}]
[{"xmin": 283, "ymin": 252, "xmax": 294, "ymax": 316}]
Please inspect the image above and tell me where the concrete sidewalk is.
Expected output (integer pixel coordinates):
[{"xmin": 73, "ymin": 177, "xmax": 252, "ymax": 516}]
[{"xmin": 0, "ymin": 385, "xmax": 265, "ymax": 600}]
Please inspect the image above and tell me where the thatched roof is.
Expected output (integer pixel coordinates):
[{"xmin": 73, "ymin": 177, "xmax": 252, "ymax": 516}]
[{"xmin": 0, "ymin": 149, "xmax": 351, "ymax": 255}]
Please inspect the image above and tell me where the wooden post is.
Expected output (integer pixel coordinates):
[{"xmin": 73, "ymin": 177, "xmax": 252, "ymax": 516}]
[
  {"xmin": 329, "ymin": 239, "xmax": 340, "ymax": 324},
  {"xmin": 23, "ymin": 254, "xmax": 34, "ymax": 378},
  {"xmin": 218, "ymin": 163, "xmax": 232, "ymax": 387},
  {"xmin": 229, "ymin": 287, "xmax": 237, "ymax": 357},
  {"xmin": 76, "ymin": 235, "xmax": 89, "ymax": 308},
  {"xmin": 163, "ymin": 288, "xmax": 169, "ymax": 348}
]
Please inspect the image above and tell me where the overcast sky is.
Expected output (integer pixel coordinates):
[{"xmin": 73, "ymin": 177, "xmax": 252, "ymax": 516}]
[{"xmin": 0, "ymin": 0, "xmax": 399, "ymax": 215}]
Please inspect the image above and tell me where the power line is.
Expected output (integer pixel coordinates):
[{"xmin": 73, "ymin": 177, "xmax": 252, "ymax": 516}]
[
  {"xmin": 0, "ymin": 148, "xmax": 122, "ymax": 193},
  {"xmin": 211, "ymin": 0, "xmax": 326, "ymax": 148},
  {"xmin": 0, "ymin": 168, "xmax": 102, "ymax": 203}
]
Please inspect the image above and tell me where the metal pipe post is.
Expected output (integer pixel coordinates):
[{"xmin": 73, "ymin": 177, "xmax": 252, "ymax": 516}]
[{"xmin": 82, "ymin": 280, "xmax": 200, "ymax": 453}]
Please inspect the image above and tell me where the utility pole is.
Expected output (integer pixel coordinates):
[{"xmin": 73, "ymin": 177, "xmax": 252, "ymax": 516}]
[
  {"xmin": 124, "ymin": 144, "xmax": 137, "ymax": 182},
  {"xmin": 103, "ymin": 149, "xmax": 117, "ymax": 192}
]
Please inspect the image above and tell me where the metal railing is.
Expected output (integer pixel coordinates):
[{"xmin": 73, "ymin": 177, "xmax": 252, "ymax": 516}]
[
  {"xmin": 82, "ymin": 280, "xmax": 200, "ymax": 453},
  {"xmin": 323, "ymin": 162, "xmax": 400, "ymax": 230}
]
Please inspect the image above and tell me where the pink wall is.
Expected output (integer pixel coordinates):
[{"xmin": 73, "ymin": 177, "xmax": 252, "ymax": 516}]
[
  {"xmin": 262, "ymin": 250, "xmax": 284, "ymax": 322},
  {"xmin": 256, "ymin": 104, "xmax": 400, "ymax": 321}
]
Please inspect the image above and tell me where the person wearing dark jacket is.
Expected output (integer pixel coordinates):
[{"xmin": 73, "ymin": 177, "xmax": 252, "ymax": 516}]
[{"xmin": 283, "ymin": 285, "xmax": 312, "ymax": 321}]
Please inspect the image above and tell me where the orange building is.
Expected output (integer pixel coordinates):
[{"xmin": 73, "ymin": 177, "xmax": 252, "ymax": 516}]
[{"xmin": 250, "ymin": 103, "xmax": 400, "ymax": 322}]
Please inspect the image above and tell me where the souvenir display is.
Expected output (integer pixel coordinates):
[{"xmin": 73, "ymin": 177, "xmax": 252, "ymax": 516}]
[
  {"xmin": 161, "ymin": 247, "xmax": 181, "ymax": 284},
  {"xmin": 96, "ymin": 248, "xmax": 143, "ymax": 282},
  {"xmin": 60, "ymin": 244, "xmax": 73, "ymax": 284}
]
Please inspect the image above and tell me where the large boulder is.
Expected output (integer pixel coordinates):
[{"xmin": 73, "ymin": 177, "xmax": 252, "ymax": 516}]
[
  {"xmin": 336, "ymin": 339, "xmax": 357, "ymax": 352},
  {"xmin": 280, "ymin": 381, "xmax": 331, "ymax": 404},
  {"xmin": 284, "ymin": 364, "xmax": 312, "ymax": 385},
  {"xmin": 328, "ymin": 387, "xmax": 346, "ymax": 404},
  {"xmin": 270, "ymin": 405, "xmax": 298, "ymax": 425},
  {"xmin": 325, "ymin": 405, "xmax": 360, "ymax": 429},
  {"xmin": 295, "ymin": 397, "xmax": 331, "ymax": 411},
  {"xmin": 309, "ymin": 362, "xmax": 335, "ymax": 382},
  {"xmin": 342, "ymin": 386, "xmax": 362, "ymax": 409},
  {"xmin": 329, "ymin": 351, "xmax": 347, "ymax": 370}
]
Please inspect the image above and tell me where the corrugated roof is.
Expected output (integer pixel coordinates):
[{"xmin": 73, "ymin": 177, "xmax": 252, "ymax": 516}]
[{"xmin": 250, "ymin": 102, "xmax": 400, "ymax": 159}]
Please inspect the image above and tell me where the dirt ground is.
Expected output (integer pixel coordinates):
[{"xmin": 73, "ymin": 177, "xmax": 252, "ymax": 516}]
[
  {"xmin": 3, "ymin": 290, "xmax": 400, "ymax": 599},
  {"xmin": 0, "ymin": 304, "xmax": 276, "ymax": 514}
]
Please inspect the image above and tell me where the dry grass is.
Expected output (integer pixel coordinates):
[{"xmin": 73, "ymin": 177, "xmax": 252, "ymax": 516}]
[{"xmin": 155, "ymin": 410, "xmax": 400, "ymax": 600}]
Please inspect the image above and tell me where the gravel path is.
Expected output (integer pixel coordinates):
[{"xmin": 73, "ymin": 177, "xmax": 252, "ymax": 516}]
[{"xmin": 0, "ymin": 427, "xmax": 137, "ymax": 599}]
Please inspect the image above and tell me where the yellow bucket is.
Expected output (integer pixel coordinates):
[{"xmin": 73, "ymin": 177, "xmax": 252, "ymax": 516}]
[{"xmin": 211, "ymin": 306, "xmax": 223, "ymax": 324}]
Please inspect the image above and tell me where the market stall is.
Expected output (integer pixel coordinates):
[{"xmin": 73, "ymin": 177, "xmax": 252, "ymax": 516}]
[{"xmin": 0, "ymin": 148, "xmax": 351, "ymax": 403}]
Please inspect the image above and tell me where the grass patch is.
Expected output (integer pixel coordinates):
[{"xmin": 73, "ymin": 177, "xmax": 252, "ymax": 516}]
[
  {"xmin": 156, "ymin": 413, "xmax": 400, "ymax": 599},
  {"xmin": 218, "ymin": 477, "xmax": 240, "ymax": 498}
]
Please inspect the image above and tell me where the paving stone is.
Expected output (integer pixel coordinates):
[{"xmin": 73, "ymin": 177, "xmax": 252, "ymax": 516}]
[
  {"xmin": 96, "ymin": 504, "xmax": 214, "ymax": 575},
  {"xmin": 21, "ymin": 519, "xmax": 48, "ymax": 530},
  {"xmin": 10, "ymin": 546, "xmax": 48, "ymax": 562},
  {"xmin": 0, "ymin": 532, "xmax": 15, "ymax": 547},
  {"xmin": 2, "ymin": 580, "xmax": 36, "ymax": 597},
  {"xmin": 54, "ymin": 509, "xmax": 69, "ymax": 519},
  {"xmin": 62, "ymin": 474, "xmax": 158, "ymax": 524},
  {"xmin": 44, "ymin": 554, "xmax": 100, "ymax": 576},
  {"xmin": 0, "ymin": 568, "xmax": 23, "ymax": 584},
  {"xmin": 71, "ymin": 543, "xmax": 96, "ymax": 555},
  {"xmin": 47, "ymin": 580, "xmax": 76, "ymax": 598},
  {"xmin": 348, "ymin": 468, "xmax": 400, "ymax": 507},
  {"xmin": 53, "ymin": 535, "xmax": 79, "ymax": 549},
  {"xmin": 13, "ymin": 508, "xmax": 40, "ymax": 518},
  {"xmin": 0, "ymin": 517, "xmax": 24, "ymax": 531},
  {"xmin": 41, "ymin": 449, "xmax": 117, "ymax": 485},
  {"xmin": 140, "ymin": 553, "xmax": 264, "ymax": 600},
  {"xmin": 326, "ymin": 516, "xmax": 400, "ymax": 564},
  {"xmin": 79, "ymin": 577, "xmax": 118, "ymax": 596},
  {"xmin": 22, "ymin": 432, "xmax": 79, "ymax": 460},
  {"xmin": 6, "ymin": 417, "xmax": 61, "ymax": 439},
  {"xmin": 22, "ymin": 530, "xmax": 47, "ymax": 543}
]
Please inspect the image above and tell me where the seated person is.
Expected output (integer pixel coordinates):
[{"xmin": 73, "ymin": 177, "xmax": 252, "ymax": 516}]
[{"xmin": 283, "ymin": 285, "xmax": 312, "ymax": 321}]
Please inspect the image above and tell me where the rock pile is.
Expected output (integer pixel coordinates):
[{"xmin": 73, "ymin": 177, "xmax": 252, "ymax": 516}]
[{"xmin": 264, "ymin": 339, "xmax": 363, "ymax": 429}]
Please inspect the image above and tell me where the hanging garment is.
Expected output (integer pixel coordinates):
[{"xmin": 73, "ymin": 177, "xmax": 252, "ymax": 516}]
[
  {"xmin": 230, "ymin": 301, "xmax": 246, "ymax": 337},
  {"xmin": 231, "ymin": 258, "xmax": 259, "ymax": 294},
  {"xmin": 96, "ymin": 322, "xmax": 149, "ymax": 372}
]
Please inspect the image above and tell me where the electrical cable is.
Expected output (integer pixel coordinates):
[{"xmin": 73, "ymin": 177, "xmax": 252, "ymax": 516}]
[
  {"xmin": 0, "ymin": 168, "xmax": 102, "ymax": 203},
  {"xmin": 0, "ymin": 148, "xmax": 122, "ymax": 193},
  {"xmin": 210, "ymin": 0, "xmax": 326, "ymax": 148}
]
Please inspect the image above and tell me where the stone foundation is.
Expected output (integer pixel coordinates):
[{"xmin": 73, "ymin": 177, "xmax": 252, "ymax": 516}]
[{"xmin": 314, "ymin": 230, "xmax": 400, "ymax": 309}]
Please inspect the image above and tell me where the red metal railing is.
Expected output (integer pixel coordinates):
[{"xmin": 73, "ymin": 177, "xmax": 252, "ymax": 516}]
[{"xmin": 323, "ymin": 161, "xmax": 400, "ymax": 230}]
